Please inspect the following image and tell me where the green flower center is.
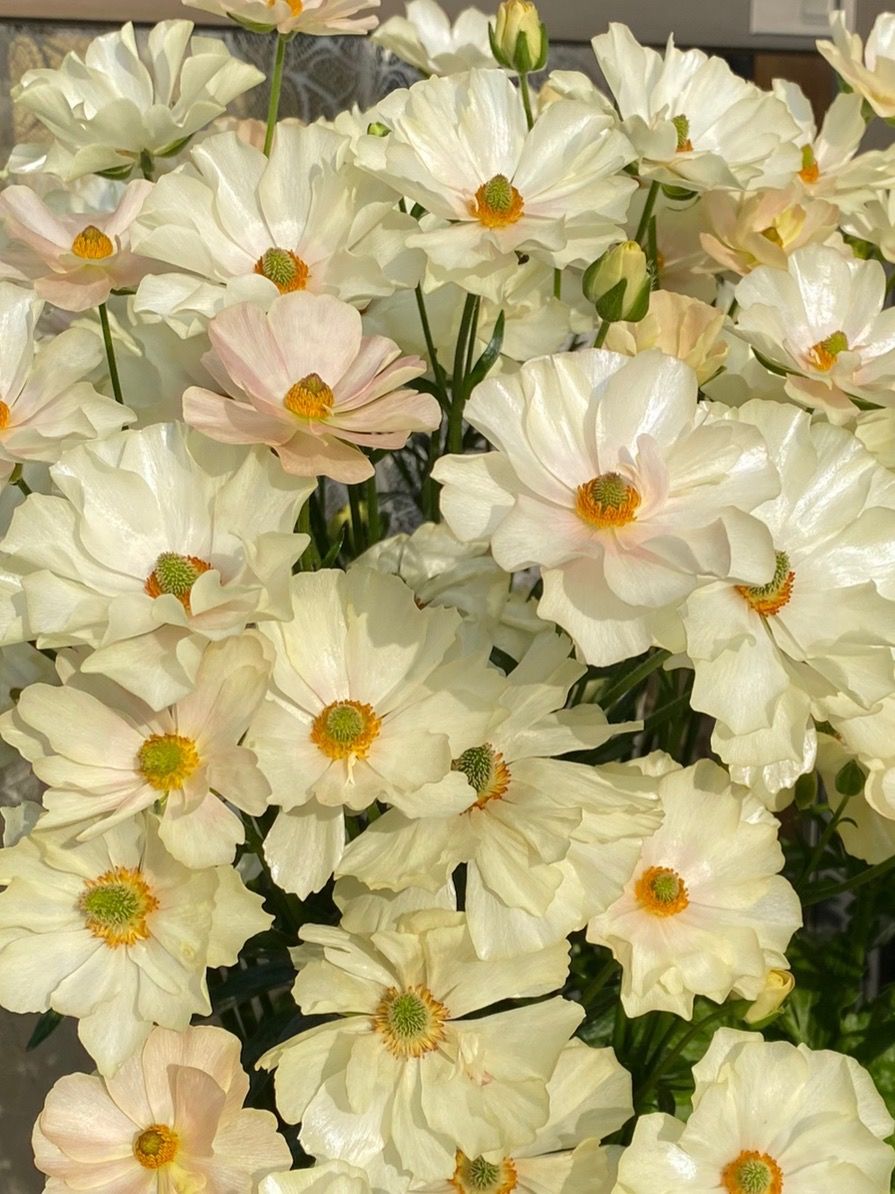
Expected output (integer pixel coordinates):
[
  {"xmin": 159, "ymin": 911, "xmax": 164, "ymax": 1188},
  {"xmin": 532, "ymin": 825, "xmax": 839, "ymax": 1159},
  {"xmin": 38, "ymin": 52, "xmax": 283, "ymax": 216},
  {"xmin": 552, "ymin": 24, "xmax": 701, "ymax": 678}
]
[
  {"xmin": 452, "ymin": 743, "xmax": 511, "ymax": 808},
  {"xmin": 254, "ymin": 246, "xmax": 309, "ymax": 293},
  {"xmin": 151, "ymin": 552, "xmax": 204, "ymax": 597},
  {"xmin": 81, "ymin": 883, "xmax": 141, "ymax": 926},
  {"xmin": 452, "ymin": 1151, "xmax": 519, "ymax": 1193},
  {"xmin": 672, "ymin": 113, "xmax": 693, "ymax": 151},
  {"xmin": 482, "ymin": 174, "xmax": 514, "ymax": 213},
  {"xmin": 137, "ymin": 733, "xmax": 200, "ymax": 791},
  {"xmin": 736, "ymin": 551, "xmax": 795, "ymax": 617}
]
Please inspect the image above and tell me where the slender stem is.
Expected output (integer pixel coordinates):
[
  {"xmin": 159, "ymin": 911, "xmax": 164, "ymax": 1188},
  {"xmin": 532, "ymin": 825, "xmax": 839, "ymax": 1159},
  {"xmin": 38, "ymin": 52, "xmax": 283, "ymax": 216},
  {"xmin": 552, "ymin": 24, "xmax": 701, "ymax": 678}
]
[
  {"xmin": 802, "ymin": 854, "xmax": 895, "ymax": 908},
  {"xmin": 580, "ymin": 956, "xmax": 619, "ymax": 1007},
  {"xmin": 601, "ymin": 648, "xmax": 671, "ymax": 709},
  {"xmin": 593, "ymin": 319, "xmax": 610, "ymax": 348},
  {"xmin": 553, "ymin": 267, "xmax": 562, "ymax": 300},
  {"xmin": 296, "ymin": 502, "xmax": 320, "ymax": 571},
  {"xmin": 414, "ymin": 284, "xmax": 449, "ymax": 399},
  {"xmin": 518, "ymin": 71, "xmax": 535, "ymax": 130},
  {"xmin": 98, "ymin": 303, "xmax": 124, "ymax": 405},
  {"xmin": 634, "ymin": 179, "xmax": 660, "ymax": 245},
  {"xmin": 365, "ymin": 471, "xmax": 381, "ymax": 545},
  {"xmin": 464, "ymin": 296, "xmax": 481, "ymax": 377},
  {"xmin": 797, "ymin": 790, "xmax": 853, "ymax": 888},
  {"xmin": 348, "ymin": 483, "xmax": 367, "ymax": 556},
  {"xmin": 447, "ymin": 293, "xmax": 478, "ymax": 455},
  {"xmin": 263, "ymin": 34, "xmax": 288, "ymax": 157},
  {"xmin": 636, "ymin": 1003, "xmax": 738, "ymax": 1107}
]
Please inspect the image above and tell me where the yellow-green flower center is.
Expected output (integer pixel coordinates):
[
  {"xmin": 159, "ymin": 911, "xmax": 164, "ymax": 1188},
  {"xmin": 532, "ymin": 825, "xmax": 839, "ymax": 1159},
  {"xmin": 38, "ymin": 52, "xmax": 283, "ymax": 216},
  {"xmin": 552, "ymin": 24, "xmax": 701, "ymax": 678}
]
[
  {"xmin": 254, "ymin": 247, "xmax": 310, "ymax": 293},
  {"xmin": 78, "ymin": 866, "xmax": 159, "ymax": 948},
  {"xmin": 451, "ymin": 1151, "xmax": 518, "ymax": 1194},
  {"xmin": 310, "ymin": 699, "xmax": 382, "ymax": 761},
  {"xmin": 373, "ymin": 984, "xmax": 449, "ymax": 1058},
  {"xmin": 736, "ymin": 551, "xmax": 795, "ymax": 617},
  {"xmin": 471, "ymin": 174, "xmax": 524, "ymax": 228},
  {"xmin": 452, "ymin": 743, "xmax": 511, "ymax": 808},
  {"xmin": 722, "ymin": 1151, "xmax": 783, "ymax": 1194},
  {"xmin": 799, "ymin": 143, "xmax": 820, "ymax": 183},
  {"xmin": 575, "ymin": 471, "xmax": 641, "ymax": 529},
  {"xmin": 144, "ymin": 551, "xmax": 213, "ymax": 614},
  {"xmin": 283, "ymin": 371, "xmax": 334, "ymax": 420},
  {"xmin": 806, "ymin": 330, "xmax": 848, "ymax": 372},
  {"xmin": 672, "ymin": 113, "xmax": 693, "ymax": 152},
  {"xmin": 133, "ymin": 1124, "xmax": 179, "ymax": 1170},
  {"xmin": 635, "ymin": 865, "xmax": 690, "ymax": 917},
  {"xmin": 71, "ymin": 224, "xmax": 114, "ymax": 260},
  {"xmin": 137, "ymin": 733, "xmax": 200, "ymax": 791}
]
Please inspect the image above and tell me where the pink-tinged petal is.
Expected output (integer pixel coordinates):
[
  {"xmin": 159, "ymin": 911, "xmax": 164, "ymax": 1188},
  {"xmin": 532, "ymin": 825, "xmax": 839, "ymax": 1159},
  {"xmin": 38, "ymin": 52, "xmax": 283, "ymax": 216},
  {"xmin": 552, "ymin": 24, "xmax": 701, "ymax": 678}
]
[
  {"xmin": 0, "ymin": 186, "xmax": 73, "ymax": 253},
  {"xmin": 102, "ymin": 180, "xmax": 154, "ymax": 238},
  {"xmin": 37, "ymin": 1073, "xmax": 136, "ymax": 1162},
  {"xmin": 277, "ymin": 430, "xmax": 373, "ymax": 482},
  {"xmin": 182, "ymin": 387, "xmax": 293, "ymax": 446},
  {"xmin": 35, "ymin": 272, "xmax": 113, "ymax": 313},
  {"xmin": 208, "ymin": 302, "xmax": 293, "ymax": 402},
  {"xmin": 171, "ymin": 1065, "xmax": 227, "ymax": 1156},
  {"xmin": 330, "ymin": 386, "xmax": 440, "ymax": 433},
  {"xmin": 267, "ymin": 291, "xmax": 364, "ymax": 383}
]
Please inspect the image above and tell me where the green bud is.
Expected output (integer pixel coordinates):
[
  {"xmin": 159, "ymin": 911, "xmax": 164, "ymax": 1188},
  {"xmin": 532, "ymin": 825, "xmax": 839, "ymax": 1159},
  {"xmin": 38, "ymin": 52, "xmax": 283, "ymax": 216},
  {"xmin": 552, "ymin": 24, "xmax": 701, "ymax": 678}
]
[
  {"xmin": 835, "ymin": 759, "xmax": 866, "ymax": 797},
  {"xmin": 582, "ymin": 240, "xmax": 651, "ymax": 323},
  {"xmin": 489, "ymin": 0, "xmax": 549, "ymax": 73},
  {"xmin": 366, "ymin": 121, "xmax": 390, "ymax": 138}
]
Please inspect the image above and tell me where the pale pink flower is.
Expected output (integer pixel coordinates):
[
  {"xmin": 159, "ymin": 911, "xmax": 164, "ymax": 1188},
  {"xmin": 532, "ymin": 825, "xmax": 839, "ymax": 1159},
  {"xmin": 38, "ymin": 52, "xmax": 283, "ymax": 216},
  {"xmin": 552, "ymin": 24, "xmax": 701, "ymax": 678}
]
[
  {"xmin": 0, "ymin": 179, "xmax": 153, "ymax": 312},
  {"xmin": 183, "ymin": 291, "xmax": 435, "ymax": 483},
  {"xmin": 32, "ymin": 1024, "xmax": 292, "ymax": 1192}
]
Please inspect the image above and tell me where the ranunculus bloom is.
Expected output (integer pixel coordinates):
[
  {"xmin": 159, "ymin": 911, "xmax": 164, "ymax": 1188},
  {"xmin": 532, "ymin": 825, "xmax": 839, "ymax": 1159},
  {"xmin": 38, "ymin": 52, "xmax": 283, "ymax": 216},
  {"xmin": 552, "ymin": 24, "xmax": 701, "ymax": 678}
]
[
  {"xmin": 373, "ymin": 0, "xmax": 494, "ymax": 75},
  {"xmin": 818, "ymin": 10, "xmax": 895, "ymax": 120},
  {"xmin": 33, "ymin": 1025, "xmax": 291, "ymax": 1192},
  {"xmin": 183, "ymin": 292, "xmax": 434, "ymax": 483},
  {"xmin": 184, "ymin": 0, "xmax": 380, "ymax": 36}
]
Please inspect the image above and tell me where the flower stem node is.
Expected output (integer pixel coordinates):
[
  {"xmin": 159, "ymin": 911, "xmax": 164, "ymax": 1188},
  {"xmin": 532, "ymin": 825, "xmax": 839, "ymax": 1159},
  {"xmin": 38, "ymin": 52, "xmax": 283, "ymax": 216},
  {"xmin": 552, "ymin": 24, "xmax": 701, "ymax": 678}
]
[
  {"xmin": 582, "ymin": 241, "xmax": 651, "ymax": 323},
  {"xmin": 490, "ymin": 0, "xmax": 548, "ymax": 73}
]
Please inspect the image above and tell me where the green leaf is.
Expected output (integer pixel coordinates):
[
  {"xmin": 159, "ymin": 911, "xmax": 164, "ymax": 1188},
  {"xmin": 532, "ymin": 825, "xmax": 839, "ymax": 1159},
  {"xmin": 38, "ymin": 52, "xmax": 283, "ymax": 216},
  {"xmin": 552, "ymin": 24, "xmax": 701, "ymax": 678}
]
[
  {"xmin": 27, "ymin": 1009, "xmax": 64, "ymax": 1051},
  {"xmin": 466, "ymin": 310, "xmax": 506, "ymax": 391},
  {"xmin": 320, "ymin": 527, "xmax": 346, "ymax": 568}
]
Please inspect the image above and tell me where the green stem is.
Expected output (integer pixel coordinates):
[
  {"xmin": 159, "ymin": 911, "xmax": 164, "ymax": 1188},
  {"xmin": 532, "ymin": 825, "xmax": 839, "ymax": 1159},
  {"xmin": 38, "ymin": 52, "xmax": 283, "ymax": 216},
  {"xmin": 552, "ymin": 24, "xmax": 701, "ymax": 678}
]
[
  {"xmin": 98, "ymin": 303, "xmax": 124, "ymax": 405},
  {"xmin": 365, "ymin": 472, "xmax": 381, "ymax": 545},
  {"xmin": 647, "ymin": 213, "xmax": 660, "ymax": 289},
  {"xmin": 797, "ymin": 790, "xmax": 853, "ymax": 888},
  {"xmin": 414, "ymin": 284, "xmax": 449, "ymax": 399},
  {"xmin": 593, "ymin": 319, "xmax": 610, "ymax": 348},
  {"xmin": 447, "ymin": 293, "xmax": 479, "ymax": 455},
  {"xmin": 518, "ymin": 71, "xmax": 535, "ymax": 130},
  {"xmin": 801, "ymin": 854, "xmax": 895, "ymax": 908},
  {"xmin": 553, "ymin": 268, "xmax": 562, "ymax": 300},
  {"xmin": 263, "ymin": 34, "xmax": 288, "ymax": 157},
  {"xmin": 637, "ymin": 1003, "xmax": 739, "ymax": 1107},
  {"xmin": 601, "ymin": 649, "xmax": 671, "ymax": 709},
  {"xmin": 297, "ymin": 502, "xmax": 320, "ymax": 571},
  {"xmin": 580, "ymin": 956, "xmax": 619, "ymax": 1007},
  {"xmin": 634, "ymin": 180, "xmax": 660, "ymax": 245},
  {"xmin": 348, "ymin": 483, "xmax": 367, "ymax": 556}
]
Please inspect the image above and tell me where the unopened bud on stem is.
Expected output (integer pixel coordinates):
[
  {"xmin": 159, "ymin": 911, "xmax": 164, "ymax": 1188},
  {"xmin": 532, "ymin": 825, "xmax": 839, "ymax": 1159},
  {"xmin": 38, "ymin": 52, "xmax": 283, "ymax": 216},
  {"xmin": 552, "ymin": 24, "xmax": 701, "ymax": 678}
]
[
  {"xmin": 490, "ymin": 0, "xmax": 548, "ymax": 73},
  {"xmin": 582, "ymin": 240, "xmax": 651, "ymax": 323}
]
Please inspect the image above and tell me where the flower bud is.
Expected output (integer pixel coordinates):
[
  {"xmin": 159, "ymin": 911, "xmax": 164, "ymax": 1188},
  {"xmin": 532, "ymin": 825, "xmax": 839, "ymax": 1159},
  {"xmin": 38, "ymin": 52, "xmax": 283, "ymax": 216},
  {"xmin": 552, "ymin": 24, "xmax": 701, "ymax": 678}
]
[
  {"xmin": 366, "ymin": 122, "xmax": 390, "ymax": 138},
  {"xmin": 744, "ymin": 969, "xmax": 795, "ymax": 1025},
  {"xmin": 490, "ymin": 1, "xmax": 549, "ymax": 73},
  {"xmin": 582, "ymin": 241, "xmax": 651, "ymax": 323}
]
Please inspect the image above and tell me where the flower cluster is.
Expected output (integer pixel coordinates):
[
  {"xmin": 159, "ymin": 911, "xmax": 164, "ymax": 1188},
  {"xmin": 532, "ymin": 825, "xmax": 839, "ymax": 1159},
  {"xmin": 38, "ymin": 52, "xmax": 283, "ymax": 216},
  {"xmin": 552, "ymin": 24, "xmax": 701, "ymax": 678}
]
[{"xmin": 0, "ymin": 3, "xmax": 894, "ymax": 1193}]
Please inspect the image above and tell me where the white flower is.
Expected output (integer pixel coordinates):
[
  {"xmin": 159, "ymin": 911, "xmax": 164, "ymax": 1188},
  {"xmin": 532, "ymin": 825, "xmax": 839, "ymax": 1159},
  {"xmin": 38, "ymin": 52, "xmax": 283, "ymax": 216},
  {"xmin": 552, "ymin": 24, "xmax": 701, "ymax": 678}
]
[
  {"xmin": 262, "ymin": 1162, "xmax": 376, "ymax": 1194},
  {"xmin": 184, "ymin": 0, "xmax": 380, "ymax": 36},
  {"xmin": 587, "ymin": 760, "xmax": 801, "ymax": 1018},
  {"xmin": 10, "ymin": 21, "xmax": 264, "ymax": 180},
  {"xmin": 591, "ymin": 23, "xmax": 800, "ymax": 190},
  {"xmin": 818, "ymin": 9, "xmax": 895, "ymax": 120},
  {"xmin": 132, "ymin": 125, "xmax": 423, "ymax": 336},
  {"xmin": 355, "ymin": 70, "xmax": 636, "ymax": 296},
  {"xmin": 0, "ymin": 635, "xmax": 271, "ymax": 868},
  {"xmin": 409, "ymin": 1039, "xmax": 632, "ymax": 1194},
  {"xmin": 733, "ymin": 244, "xmax": 895, "ymax": 417},
  {"xmin": 681, "ymin": 400, "xmax": 895, "ymax": 802},
  {"xmin": 843, "ymin": 188, "xmax": 895, "ymax": 263},
  {"xmin": 374, "ymin": 0, "xmax": 493, "ymax": 75},
  {"xmin": 772, "ymin": 80, "xmax": 895, "ymax": 212},
  {"xmin": 614, "ymin": 1028, "xmax": 895, "ymax": 1194},
  {"xmin": 33, "ymin": 1024, "xmax": 291, "ymax": 1192},
  {"xmin": 0, "ymin": 283, "xmax": 130, "ymax": 483},
  {"xmin": 0, "ymin": 422, "xmax": 312, "ymax": 710},
  {"xmin": 433, "ymin": 349, "xmax": 779, "ymax": 666},
  {"xmin": 0, "ymin": 816, "xmax": 270, "ymax": 1075},
  {"xmin": 699, "ymin": 186, "xmax": 840, "ymax": 278},
  {"xmin": 259, "ymin": 909, "xmax": 582, "ymax": 1181},
  {"xmin": 604, "ymin": 290, "xmax": 728, "ymax": 384},
  {"xmin": 338, "ymin": 631, "xmax": 659, "ymax": 958},
  {"xmin": 247, "ymin": 567, "xmax": 503, "ymax": 897},
  {"xmin": 0, "ymin": 180, "xmax": 154, "ymax": 312}
]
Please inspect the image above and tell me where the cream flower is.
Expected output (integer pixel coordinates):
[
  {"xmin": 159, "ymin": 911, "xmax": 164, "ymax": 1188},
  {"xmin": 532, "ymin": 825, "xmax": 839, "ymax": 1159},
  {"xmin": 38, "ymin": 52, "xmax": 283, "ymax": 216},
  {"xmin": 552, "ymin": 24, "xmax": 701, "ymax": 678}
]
[
  {"xmin": 262, "ymin": 1162, "xmax": 376, "ymax": 1193},
  {"xmin": 0, "ymin": 422, "xmax": 312, "ymax": 710},
  {"xmin": 247, "ymin": 567, "xmax": 503, "ymax": 897},
  {"xmin": 0, "ymin": 284, "xmax": 129, "ymax": 484},
  {"xmin": 355, "ymin": 70, "xmax": 636, "ymax": 294},
  {"xmin": 409, "ymin": 1039, "xmax": 632, "ymax": 1194},
  {"xmin": 818, "ymin": 9, "xmax": 895, "ymax": 120},
  {"xmin": 33, "ymin": 1024, "xmax": 291, "ymax": 1192},
  {"xmin": 432, "ymin": 349, "xmax": 779, "ymax": 666},
  {"xmin": 259, "ymin": 909, "xmax": 582, "ymax": 1181},
  {"xmin": 0, "ymin": 635, "xmax": 271, "ymax": 868},
  {"xmin": 816, "ymin": 730, "xmax": 895, "ymax": 864},
  {"xmin": 772, "ymin": 80, "xmax": 895, "ymax": 212},
  {"xmin": 0, "ymin": 816, "xmax": 270, "ymax": 1075},
  {"xmin": 0, "ymin": 180, "xmax": 153, "ymax": 312},
  {"xmin": 339, "ymin": 631, "xmax": 659, "ymax": 958},
  {"xmin": 184, "ymin": 0, "xmax": 379, "ymax": 36},
  {"xmin": 373, "ymin": 0, "xmax": 493, "ymax": 75},
  {"xmin": 591, "ymin": 23, "xmax": 800, "ymax": 191},
  {"xmin": 681, "ymin": 400, "xmax": 895, "ymax": 802},
  {"xmin": 614, "ymin": 1028, "xmax": 895, "ymax": 1194},
  {"xmin": 604, "ymin": 291, "xmax": 727, "ymax": 384},
  {"xmin": 587, "ymin": 760, "xmax": 801, "ymax": 1018},
  {"xmin": 843, "ymin": 188, "xmax": 895, "ymax": 263},
  {"xmin": 10, "ymin": 21, "xmax": 264, "ymax": 180},
  {"xmin": 733, "ymin": 244, "xmax": 895, "ymax": 417},
  {"xmin": 132, "ymin": 125, "xmax": 423, "ymax": 336},
  {"xmin": 699, "ymin": 186, "xmax": 839, "ymax": 278},
  {"xmin": 183, "ymin": 292, "xmax": 434, "ymax": 483}
]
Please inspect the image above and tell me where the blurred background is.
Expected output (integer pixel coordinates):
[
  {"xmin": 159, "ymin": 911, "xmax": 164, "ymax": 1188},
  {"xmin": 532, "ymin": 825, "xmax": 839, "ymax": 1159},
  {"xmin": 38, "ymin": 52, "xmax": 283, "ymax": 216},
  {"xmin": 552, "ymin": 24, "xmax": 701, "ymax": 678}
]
[{"xmin": 0, "ymin": 0, "xmax": 890, "ymax": 1190}]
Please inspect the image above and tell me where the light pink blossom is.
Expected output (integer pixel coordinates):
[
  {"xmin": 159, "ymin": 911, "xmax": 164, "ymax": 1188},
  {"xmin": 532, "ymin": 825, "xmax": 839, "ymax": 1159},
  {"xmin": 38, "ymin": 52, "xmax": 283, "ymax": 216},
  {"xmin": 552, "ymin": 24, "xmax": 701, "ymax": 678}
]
[{"xmin": 183, "ymin": 291, "xmax": 436, "ymax": 483}]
